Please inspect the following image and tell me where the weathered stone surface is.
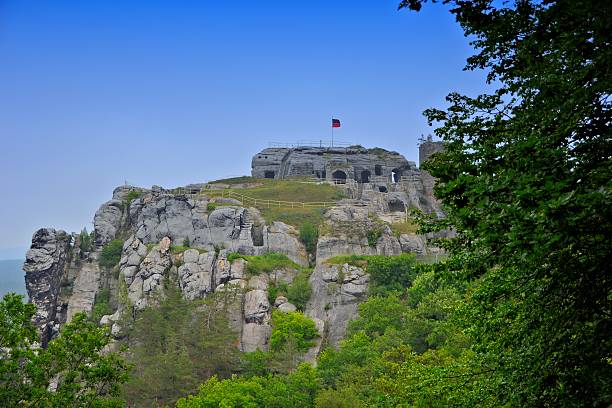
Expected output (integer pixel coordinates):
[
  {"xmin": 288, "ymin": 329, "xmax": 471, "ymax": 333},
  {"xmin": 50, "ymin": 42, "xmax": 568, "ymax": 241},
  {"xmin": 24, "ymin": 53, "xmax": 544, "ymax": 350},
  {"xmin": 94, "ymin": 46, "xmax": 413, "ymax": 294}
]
[
  {"xmin": 261, "ymin": 222, "xmax": 308, "ymax": 266},
  {"xmin": 399, "ymin": 234, "xmax": 426, "ymax": 255},
  {"xmin": 251, "ymin": 146, "xmax": 415, "ymax": 183},
  {"xmin": 305, "ymin": 263, "xmax": 369, "ymax": 349},
  {"xmin": 94, "ymin": 200, "xmax": 123, "ymax": 247},
  {"xmin": 277, "ymin": 302, "xmax": 297, "ymax": 313},
  {"xmin": 178, "ymin": 251, "xmax": 215, "ymax": 300},
  {"xmin": 274, "ymin": 296, "xmax": 288, "ymax": 307},
  {"xmin": 23, "ymin": 228, "xmax": 71, "ymax": 345},
  {"xmin": 241, "ymin": 323, "xmax": 271, "ymax": 352},
  {"xmin": 243, "ymin": 290, "xmax": 270, "ymax": 324}
]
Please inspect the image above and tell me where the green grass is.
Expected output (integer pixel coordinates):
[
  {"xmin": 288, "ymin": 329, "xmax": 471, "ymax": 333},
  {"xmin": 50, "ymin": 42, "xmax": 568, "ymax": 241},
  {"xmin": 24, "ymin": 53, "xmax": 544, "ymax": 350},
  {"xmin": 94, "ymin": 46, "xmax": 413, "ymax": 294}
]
[
  {"xmin": 209, "ymin": 178, "xmax": 345, "ymax": 228},
  {"xmin": 228, "ymin": 252, "xmax": 301, "ymax": 275},
  {"xmin": 390, "ymin": 220, "xmax": 420, "ymax": 236},
  {"xmin": 170, "ymin": 245, "xmax": 207, "ymax": 255}
]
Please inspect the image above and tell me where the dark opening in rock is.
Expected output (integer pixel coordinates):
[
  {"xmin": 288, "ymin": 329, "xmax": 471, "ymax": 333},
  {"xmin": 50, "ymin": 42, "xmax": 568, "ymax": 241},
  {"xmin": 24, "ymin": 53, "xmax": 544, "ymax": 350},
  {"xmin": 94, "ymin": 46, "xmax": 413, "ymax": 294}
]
[
  {"xmin": 264, "ymin": 171, "xmax": 275, "ymax": 179},
  {"xmin": 375, "ymin": 164, "xmax": 383, "ymax": 176},
  {"xmin": 332, "ymin": 170, "xmax": 347, "ymax": 184},
  {"xmin": 388, "ymin": 199, "xmax": 406, "ymax": 212},
  {"xmin": 379, "ymin": 186, "xmax": 388, "ymax": 193},
  {"xmin": 251, "ymin": 224, "xmax": 264, "ymax": 246},
  {"xmin": 361, "ymin": 170, "xmax": 371, "ymax": 183},
  {"xmin": 391, "ymin": 168, "xmax": 403, "ymax": 183}
]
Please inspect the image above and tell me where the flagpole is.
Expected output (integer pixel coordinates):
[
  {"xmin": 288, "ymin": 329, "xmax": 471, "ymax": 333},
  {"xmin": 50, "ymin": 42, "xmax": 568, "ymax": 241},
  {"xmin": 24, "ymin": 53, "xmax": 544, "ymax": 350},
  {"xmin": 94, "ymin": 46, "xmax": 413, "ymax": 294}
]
[{"xmin": 331, "ymin": 115, "xmax": 334, "ymax": 147}]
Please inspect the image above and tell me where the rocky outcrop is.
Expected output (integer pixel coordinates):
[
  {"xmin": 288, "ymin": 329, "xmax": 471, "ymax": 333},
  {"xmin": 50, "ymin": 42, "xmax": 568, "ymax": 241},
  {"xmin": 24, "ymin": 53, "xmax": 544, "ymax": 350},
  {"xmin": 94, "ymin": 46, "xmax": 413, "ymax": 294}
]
[
  {"xmin": 23, "ymin": 228, "xmax": 72, "ymax": 345},
  {"xmin": 305, "ymin": 263, "xmax": 370, "ymax": 359},
  {"xmin": 94, "ymin": 200, "xmax": 124, "ymax": 247},
  {"xmin": 316, "ymin": 205, "xmax": 402, "ymax": 264},
  {"xmin": 177, "ymin": 249, "xmax": 215, "ymax": 300}
]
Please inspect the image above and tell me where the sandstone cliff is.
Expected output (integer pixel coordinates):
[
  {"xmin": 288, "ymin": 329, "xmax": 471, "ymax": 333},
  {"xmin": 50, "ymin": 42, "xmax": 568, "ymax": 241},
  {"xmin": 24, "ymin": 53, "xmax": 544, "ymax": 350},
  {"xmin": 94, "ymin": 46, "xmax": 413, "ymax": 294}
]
[{"xmin": 23, "ymin": 144, "xmax": 446, "ymax": 360}]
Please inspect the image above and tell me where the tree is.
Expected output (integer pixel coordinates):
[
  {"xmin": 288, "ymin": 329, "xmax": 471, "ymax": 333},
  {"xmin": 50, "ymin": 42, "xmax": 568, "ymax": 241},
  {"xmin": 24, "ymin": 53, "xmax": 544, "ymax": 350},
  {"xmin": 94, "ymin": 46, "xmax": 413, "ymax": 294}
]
[
  {"xmin": 400, "ymin": 1, "xmax": 612, "ymax": 406},
  {"xmin": 0, "ymin": 293, "xmax": 130, "ymax": 407}
]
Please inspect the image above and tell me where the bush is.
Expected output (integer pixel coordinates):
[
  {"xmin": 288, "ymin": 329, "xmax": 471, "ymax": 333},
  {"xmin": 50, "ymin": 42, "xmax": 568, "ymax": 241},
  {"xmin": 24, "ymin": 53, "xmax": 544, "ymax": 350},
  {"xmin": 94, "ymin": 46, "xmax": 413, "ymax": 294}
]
[
  {"xmin": 366, "ymin": 229, "xmax": 382, "ymax": 247},
  {"xmin": 125, "ymin": 190, "xmax": 142, "ymax": 202},
  {"xmin": 182, "ymin": 237, "xmax": 190, "ymax": 247},
  {"xmin": 299, "ymin": 222, "xmax": 319, "ymax": 253},
  {"xmin": 286, "ymin": 272, "xmax": 312, "ymax": 311},
  {"xmin": 270, "ymin": 310, "xmax": 318, "ymax": 352},
  {"xmin": 91, "ymin": 288, "xmax": 112, "ymax": 324},
  {"xmin": 99, "ymin": 239, "xmax": 124, "ymax": 269},
  {"xmin": 228, "ymin": 252, "xmax": 300, "ymax": 275},
  {"xmin": 367, "ymin": 253, "xmax": 418, "ymax": 294},
  {"xmin": 207, "ymin": 202, "xmax": 217, "ymax": 212}
]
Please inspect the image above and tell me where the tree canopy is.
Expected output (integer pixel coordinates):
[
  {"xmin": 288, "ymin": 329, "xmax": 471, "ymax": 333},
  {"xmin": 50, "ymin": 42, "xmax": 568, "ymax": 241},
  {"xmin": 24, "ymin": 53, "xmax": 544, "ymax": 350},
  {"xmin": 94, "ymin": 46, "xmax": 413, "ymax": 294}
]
[{"xmin": 398, "ymin": 0, "xmax": 611, "ymax": 405}]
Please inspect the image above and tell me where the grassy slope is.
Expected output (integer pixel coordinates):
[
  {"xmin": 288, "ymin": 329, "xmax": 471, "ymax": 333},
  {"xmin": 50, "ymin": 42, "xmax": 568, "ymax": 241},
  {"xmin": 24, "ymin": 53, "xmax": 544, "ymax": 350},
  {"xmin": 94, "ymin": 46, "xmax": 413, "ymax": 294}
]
[{"xmin": 209, "ymin": 178, "xmax": 345, "ymax": 228}]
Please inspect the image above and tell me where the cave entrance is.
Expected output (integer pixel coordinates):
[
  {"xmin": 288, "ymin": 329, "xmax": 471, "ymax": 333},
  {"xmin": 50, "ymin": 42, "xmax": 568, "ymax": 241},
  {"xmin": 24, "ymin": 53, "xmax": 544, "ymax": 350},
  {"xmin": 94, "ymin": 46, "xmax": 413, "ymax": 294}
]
[
  {"xmin": 264, "ymin": 171, "xmax": 275, "ymax": 179},
  {"xmin": 375, "ymin": 165, "xmax": 383, "ymax": 176},
  {"xmin": 379, "ymin": 186, "xmax": 388, "ymax": 193},
  {"xmin": 332, "ymin": 170, "xmax": 347, "ymax": 184},
  {"xmin": 361, "ymin": 170, "xmax": 371, "ymax": 183},
  {"xmin": 388, "ymin": 199, "xmax": 406, "ymax": 212}
]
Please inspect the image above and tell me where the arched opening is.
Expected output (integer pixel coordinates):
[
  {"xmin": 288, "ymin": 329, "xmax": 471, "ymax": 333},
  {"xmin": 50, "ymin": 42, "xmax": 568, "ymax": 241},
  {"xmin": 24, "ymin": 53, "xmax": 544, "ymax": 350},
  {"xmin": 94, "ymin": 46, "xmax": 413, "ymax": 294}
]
[
  {"xmin": 264, "ymin": 171, "xmax": 275, "ymax": 179},
  {"xmin": 375, "ymin": 165, "xmax": 383, "ymax": 176},
  {"xmin": 332, "ymin": 170, "xmax": 347, "ymax": 184},
  {"xmin": 391, "ymin": 168, "xmax": 403, "ymax": 183},
  {"xmin": 388, "ymin": 199, "xmax": 406, "ymax": 212},
  {"xmin": 378, "ymin": 186, "xmax": 388, "ymax": 193},
  {"xmin": 361, "ymin": 170, "xmax": 371, "ymax": 183}
]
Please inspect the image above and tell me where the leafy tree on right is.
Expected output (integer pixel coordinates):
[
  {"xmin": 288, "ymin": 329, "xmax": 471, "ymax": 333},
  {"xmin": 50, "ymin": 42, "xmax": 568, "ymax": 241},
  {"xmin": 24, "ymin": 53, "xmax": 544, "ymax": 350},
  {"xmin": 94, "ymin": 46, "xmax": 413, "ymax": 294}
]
[{"xmin": 399, "ymin": 0, "xmax": 611, "ymax": 406}]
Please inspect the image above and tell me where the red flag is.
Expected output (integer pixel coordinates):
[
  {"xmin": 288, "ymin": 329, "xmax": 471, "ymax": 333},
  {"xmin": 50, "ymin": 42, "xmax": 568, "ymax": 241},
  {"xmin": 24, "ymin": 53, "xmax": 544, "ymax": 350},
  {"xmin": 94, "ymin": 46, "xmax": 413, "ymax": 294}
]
[{"xmin": 332, "ymin": 118, "xmax": 341, "ymax": 128}]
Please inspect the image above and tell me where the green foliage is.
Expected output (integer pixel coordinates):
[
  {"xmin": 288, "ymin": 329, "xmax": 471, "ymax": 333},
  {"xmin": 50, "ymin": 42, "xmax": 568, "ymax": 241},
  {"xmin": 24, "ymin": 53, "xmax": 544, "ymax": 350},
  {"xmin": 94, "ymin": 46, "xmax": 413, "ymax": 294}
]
[
  {"xmin": 125, "ymin": 189, "xmax": 142, "ymax": 202},
  {"xmin": 122, "ymin": 286, "xmax": 242, "ymax": 407},
  {"xmin": 270, "ymin": 310, "xmax": 318, "ymax": 352},
  {"xmin": 78, "ymin": 227, "xmax": 93, "ymax": 253},
  {"xmin": 229, "ymin": 252, "xmax": 301, "ymax": 275},
  {"xmin": 177, "ymin": 363, "xmax": 319, "ymax": 408},
  {"xmin": 366, "ymin": 229, "xmax": 382, "ymax": 247},
  {"xmin": 99, "ymin": 239, "xmax": 124, "ymax": 269},
  {"xmin": 91, "ymin": 287, "xmax": 112, "ymax": 324},
  {"xmin": 389, "ymin": 219, "xmax": 419, "ymax": 237},
  {"xmin": 206, "ymin": 202, "xmax": 217, "ymax": 212},
  {"xmin": 286, "ymin": 271, "xmax": 312, "ymax": 311},
  {"xmin": 268, "ymin": 269, "xmax": 313, "ymax": 311},
  {"xmin": 0, "ymin": 293, "xmax": 129, "ymax": 407},
  {"xmin": 299, "ymin": 221, "xmax": 319, "ymax": 253},
  {"xmin": 365, "ymin": 253, "xmax": 418, "ymax": 294},
  {"xmin": 398, "ymin": 1, "xmax": 612, "ymax": 405}
]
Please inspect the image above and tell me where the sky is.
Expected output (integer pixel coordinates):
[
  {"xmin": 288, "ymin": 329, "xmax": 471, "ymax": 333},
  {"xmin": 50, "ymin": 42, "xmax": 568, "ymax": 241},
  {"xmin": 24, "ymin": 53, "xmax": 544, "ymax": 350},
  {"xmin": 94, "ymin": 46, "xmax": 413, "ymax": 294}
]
[{"xmin": 0, "ymin": 0, "xmax": 488, "ymax": 258}]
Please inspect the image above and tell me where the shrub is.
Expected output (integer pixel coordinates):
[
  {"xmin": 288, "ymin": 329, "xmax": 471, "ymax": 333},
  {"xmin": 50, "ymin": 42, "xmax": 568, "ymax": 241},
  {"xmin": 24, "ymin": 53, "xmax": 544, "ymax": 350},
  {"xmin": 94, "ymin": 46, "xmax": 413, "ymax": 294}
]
[
  {"xmin": 126, "ymin": 190, "xmax": 142, "ymax": 202},
  {"xmin": 182, "ymin": 237, "xmax": 190, "ymax": 247},
  {"xmin": 270, "ymin": 310, "xmax": 318, "ymax": 352},
  {"xmin": 91, "ymin": 288, "xmax": 112, "ymax": 324},
  {"xmin": 99, "ymin": 239, "xmax": 123, "ymax": 269},
  {"xmin": 299, "ymin": 222, "xmax": 319, "ymax": 253},
  {"xmin": 286, "ymin": 272, "xmax": 312, "ymax": 311},
  {"xmin": 228, "ymin": 252, "xmax": 300, "ymax": 275},
  {"xmin": 366, "ymin": 229, "xmax": 382, "ymax": 247},
  {"xmin": 367, "ymin": 253, "xmax": 418, "ymax": 294},
  {"xmin": 206, "ymin": 202, "xmax": 217, "ymax": 212}
]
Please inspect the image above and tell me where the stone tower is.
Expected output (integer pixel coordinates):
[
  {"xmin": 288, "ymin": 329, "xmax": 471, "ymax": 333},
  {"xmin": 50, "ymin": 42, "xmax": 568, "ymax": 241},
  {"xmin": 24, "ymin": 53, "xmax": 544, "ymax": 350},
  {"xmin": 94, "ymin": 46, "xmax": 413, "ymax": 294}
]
[{"xmin": 418, "ymin": 135, "xmax": 445, "ymax": 168}]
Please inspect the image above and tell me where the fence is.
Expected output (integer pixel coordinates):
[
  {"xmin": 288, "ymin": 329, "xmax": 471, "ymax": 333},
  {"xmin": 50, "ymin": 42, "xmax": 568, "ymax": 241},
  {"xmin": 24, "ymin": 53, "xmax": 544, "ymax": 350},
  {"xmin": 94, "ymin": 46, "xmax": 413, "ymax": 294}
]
[
  {"xmin": 205, "ymin": 190, "xmax": 336, "ymax": 209},
  {"xmin": 268, "ymin": 140, "xmax": 355, "ymax": 148}
]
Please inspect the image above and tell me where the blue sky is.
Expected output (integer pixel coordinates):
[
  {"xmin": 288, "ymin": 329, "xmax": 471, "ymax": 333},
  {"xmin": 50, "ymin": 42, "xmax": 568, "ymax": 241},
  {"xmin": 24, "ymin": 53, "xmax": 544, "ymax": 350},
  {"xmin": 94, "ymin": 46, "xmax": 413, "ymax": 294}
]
[{"xmin": 0, "ymin": 0, "xmax": 487, "ymax": 257}]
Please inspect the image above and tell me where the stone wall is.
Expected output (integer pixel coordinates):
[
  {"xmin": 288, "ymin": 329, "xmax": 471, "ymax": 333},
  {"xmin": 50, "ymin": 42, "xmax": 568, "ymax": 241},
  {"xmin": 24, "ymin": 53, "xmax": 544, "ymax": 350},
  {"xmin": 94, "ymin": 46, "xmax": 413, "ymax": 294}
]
[{"xmin": 251, "ymin": 146, "xmax": 417, "ymax": 182}]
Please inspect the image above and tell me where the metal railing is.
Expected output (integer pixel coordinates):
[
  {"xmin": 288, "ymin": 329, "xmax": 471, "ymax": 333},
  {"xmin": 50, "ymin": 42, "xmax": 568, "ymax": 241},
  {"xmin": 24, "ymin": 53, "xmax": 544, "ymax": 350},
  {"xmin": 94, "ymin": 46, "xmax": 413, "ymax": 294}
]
[
  {"xmin": 205, "ymin": 190, "xmax": 337, "ymax": 209},
  {"xmin": 268, "ymin": 140, "xmax": 355, "ymax": 148}
]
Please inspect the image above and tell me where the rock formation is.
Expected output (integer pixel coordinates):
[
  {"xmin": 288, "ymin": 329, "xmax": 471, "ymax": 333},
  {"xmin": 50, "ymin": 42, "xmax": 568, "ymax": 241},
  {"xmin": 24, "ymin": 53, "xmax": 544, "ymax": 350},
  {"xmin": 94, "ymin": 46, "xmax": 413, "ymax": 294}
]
[{"xmin": 23, "ymin": 143, "xmax": 446, "ymax": 357}]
